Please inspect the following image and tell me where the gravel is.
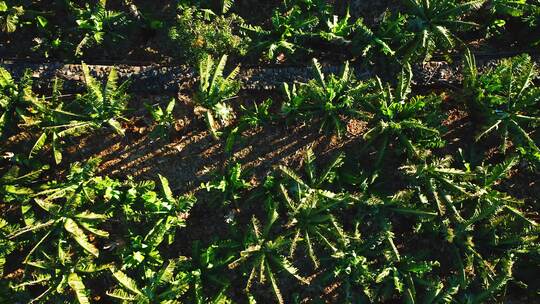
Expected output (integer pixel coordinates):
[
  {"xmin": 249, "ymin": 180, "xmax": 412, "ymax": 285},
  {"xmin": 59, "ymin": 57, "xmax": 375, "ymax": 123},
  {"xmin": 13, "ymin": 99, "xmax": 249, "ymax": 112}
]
[{"xmin": 1, "ymin": 55, "xmax": 537, "ymax": 93}]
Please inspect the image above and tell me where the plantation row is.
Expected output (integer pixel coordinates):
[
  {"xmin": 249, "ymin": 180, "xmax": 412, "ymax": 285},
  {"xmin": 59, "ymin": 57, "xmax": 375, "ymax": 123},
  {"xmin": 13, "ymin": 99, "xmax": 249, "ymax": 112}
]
[
  {"xmin": 1, "ymin": 0, "xmax": 539, "ymax": 64},
  {"xmin": 1, "ymin": 46, "xmax": 539, "ymax": 303}
]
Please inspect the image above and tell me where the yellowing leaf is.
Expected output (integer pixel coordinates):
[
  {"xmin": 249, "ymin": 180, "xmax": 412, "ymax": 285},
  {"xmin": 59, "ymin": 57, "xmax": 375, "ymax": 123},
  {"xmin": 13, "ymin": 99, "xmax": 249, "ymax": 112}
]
[
  {"xmin": 29, "ymin": 132, "xmax": 47, "ymax": 159},
  {"xmin": 107, "ymin": 118, "xmax": 125, "ymax": 136},
  {"xmin": 158, "ymin": 174, "xmax": 174, "ymax": 203},
  {"xmin": 52, "ymin": 132, "xmax": 62, "ymax": 164},
  {"xmin": 64, "ymin": 218, "xmax": 99, "ymax": 257},
  {"xmin": 111, "ymin": 269, "xmax": 143, "ymax": 296},
  {"xmin": 68, "ymin": 273, "xmax": 90, "ymax": 304}
]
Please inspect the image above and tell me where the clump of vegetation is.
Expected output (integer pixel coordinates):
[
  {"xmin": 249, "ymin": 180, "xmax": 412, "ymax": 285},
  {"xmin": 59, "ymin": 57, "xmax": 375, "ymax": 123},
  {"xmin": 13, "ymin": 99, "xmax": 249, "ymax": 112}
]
[
  {"xmin": 168, "ymin": 6, "xmax": 248, "ymax": 63},
  {"xmin": 228, "ymin": 206, "xmax": 308, "ymax": 304},
  {"xmin": 1, "ymin": 158, "xmax": 195, "ymax": 302},
  {"xmin": 360, "ymin": 65, "xmax": 444, "ymax": 171},
  {"xmin": 0, "ymin": 67, "xmax": 36, "ymax": 139},
  {"xmin": 282, "ymin": 58, "xmax": 373, "ymax": 137},
  {"xmin": 399, "ymin": 154, "xmax": 538, "ymax": 302},
  {"xmin": 0, "ymin": 1, "xmax": 24, "ymax": 33},
  {"xmin": 397, "ymin": 0, "xmax": 484, "ymax": 61},
  {"xmin": 464, "ymin": 51, "xmax": 540, "ymax": 163},
  {"xmin": 202, "ymin": 162, "xmax": 250, "ymax": 208},
  {"xmin": 70, "ymin": 0, "xmax": 130, "ymax": 57},
  {"xmin": 194, "ymin": 54, "xmax": 240, "ymax": 139},
  {"xmin": 225, "ymin": 97, "xmax": 274, "ymax": 152},
  {"xmin": 28, "ymin": 64, "xmax": 129, "ymax": 164},
  {"xmin": 243, "ymin": 0, "xmax": 346, "ymax": 61},
  {"xmin": 146, "ymin": 98, "xmax": 177, "ymax": 141},
  {"xmin": 277, "ymin": 149, "xmax": 347, "ymax": 268}
]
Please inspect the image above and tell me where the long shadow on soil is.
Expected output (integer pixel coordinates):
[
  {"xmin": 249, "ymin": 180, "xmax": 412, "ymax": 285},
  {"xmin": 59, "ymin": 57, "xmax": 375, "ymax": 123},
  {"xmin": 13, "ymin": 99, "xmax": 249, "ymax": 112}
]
[{"xmin": 66, "ymin": 114, "xmax": 341, "ymax": 196}]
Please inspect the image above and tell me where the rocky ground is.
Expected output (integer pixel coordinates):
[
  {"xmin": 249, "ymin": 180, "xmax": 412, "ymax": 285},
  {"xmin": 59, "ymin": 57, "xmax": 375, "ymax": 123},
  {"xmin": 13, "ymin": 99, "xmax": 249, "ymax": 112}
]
[{"xmin": 2, "ymin": 52, "xmax": 538, "ymax": 94}]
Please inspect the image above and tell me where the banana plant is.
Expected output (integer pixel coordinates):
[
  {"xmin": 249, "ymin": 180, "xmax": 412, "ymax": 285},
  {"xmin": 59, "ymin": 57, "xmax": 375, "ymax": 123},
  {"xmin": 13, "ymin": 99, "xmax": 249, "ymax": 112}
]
[
  {"xmin": 12, "ymin": 240, "xmax": 109, "ymax": 304},
  {"xmin": 360, "ymin": 66, "xmax": 443, "ymax": 170},
  {"xmin": 0, "ymin": 162, "xmax": 48, "ymax": 204},
  {"xmin": 400, "ymin": 0, "xmax": 485, "ymax": 61},
  {"xmin": 0, "ymin": 67, "xmax": 39, "ymax": 139},
  {"xmin": 108, "ymin": 259, "xmax": 191, "ymax": 303},
  {"xmin": 282, "ymin": 58, "xmax": 373, "ymax": 137},
  {"xmin": 228, "ymin": 208, "xmax": 308, "ymax": 304},
  {"xmin": 225, "ymin": 98, "xmax": 274, "ymax": 152},
  {"xmin": 171, "ymin": 241, "xmax": 234, "ymax": 304},
  {"xmin": 278, "ymin": 155, "xmax": 348, "ymax": 268},
  {"xmin": 111, "ymin": 174, "xmax": 196, "ymax": 270},
  {"xmin": 7, "ymin": 159, "xmax": 108, "ymax": 262},
  {"xmin": 26, "ymin": 78, "xmax": 86, "ymax": 164},
  {"xmin": 146, "ymin": 98, "xmax": 176, "ymax": 141},
  {"xmin": 327, "ymin": 245, "xmax": 375, "ymax": 303},
  {"xmin": 401, "ymin": 155, "xmax": 538, "ymax": 301},
  {"xmin": 71, "ymin": 0, "xmax": 130, "ymax": 56},
  {"xmin": 464, "ymin": 52, "xmax": 540, "ymax": 160},
  {"xmin": 350, "ymin": 16, "xmax": 396, "ymax": 61},
  {"xmin": 202, "ymin": 163, "xmax": 250, "ymax": 208},
  {"xmin": 28, "ymin": 64, "xmax": 129, "ymax": 164},
  {"xmin": 77, "ymin": 63, "xmax": 130, "ymax": 135},
  {"xmin": 243, "ymin": 5, "xmax": 319, "ymax": 60},
  {"xmin": 194, "ymin": 54, "xmax": 240, "ymax": 139}
]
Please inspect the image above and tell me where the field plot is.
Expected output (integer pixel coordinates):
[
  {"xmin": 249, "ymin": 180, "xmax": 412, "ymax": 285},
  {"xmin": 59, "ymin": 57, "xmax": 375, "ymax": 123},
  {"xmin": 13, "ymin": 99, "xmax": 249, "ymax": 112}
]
[{"xmin": 1, "ymin": 1, "xmax": 539, "ymax": 303}]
